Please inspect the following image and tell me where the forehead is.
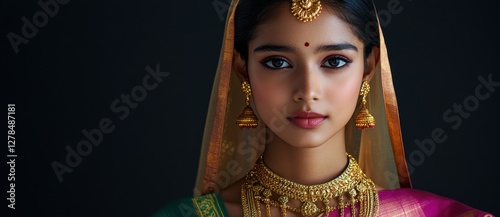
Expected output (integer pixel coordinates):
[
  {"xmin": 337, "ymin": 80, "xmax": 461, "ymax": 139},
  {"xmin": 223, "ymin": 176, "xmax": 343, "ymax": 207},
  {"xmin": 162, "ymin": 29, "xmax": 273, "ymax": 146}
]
[{"xmin": 250, "ymin": 3, "xmax": 362, "ymax": 48}]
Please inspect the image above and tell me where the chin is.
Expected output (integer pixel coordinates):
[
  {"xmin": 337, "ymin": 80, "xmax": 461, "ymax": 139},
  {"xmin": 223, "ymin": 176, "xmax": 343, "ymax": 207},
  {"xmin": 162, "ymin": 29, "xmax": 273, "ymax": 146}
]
[{"xmin": 273, "ymin": 126, "xmax": 342, "ymax": 149}]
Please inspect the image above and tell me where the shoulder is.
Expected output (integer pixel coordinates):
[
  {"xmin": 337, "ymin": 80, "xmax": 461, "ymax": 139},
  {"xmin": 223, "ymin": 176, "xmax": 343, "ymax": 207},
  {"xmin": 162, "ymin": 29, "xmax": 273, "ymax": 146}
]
[
  {"xmin": 377, "ymin": 188, "xmax": 494, "ymax": 217},
  {"xmin": 219, "ymin": 178, "xmax": 244, "ymax": 217},
  {"xmin": 149, "ymin": 193, "xmax": 229, "ymax": 217}
]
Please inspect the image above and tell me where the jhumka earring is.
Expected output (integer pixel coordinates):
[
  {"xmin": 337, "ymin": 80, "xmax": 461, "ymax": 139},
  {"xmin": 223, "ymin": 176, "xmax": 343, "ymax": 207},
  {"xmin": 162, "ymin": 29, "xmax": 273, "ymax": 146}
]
[
  {"xmin": 236, "ymin": 81, "xmax": 258, "ymax": 128},
  {"xmin": 355, "ymin": 81, "xmax": 376, "ymax": 129}
]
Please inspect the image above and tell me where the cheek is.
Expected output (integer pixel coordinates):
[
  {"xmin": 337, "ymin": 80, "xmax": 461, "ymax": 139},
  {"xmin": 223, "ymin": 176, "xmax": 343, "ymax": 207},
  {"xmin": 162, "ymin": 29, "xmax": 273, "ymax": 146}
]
[
  {"xmin": 327, "ymin": 79, "xmax": 360, "ymax": 103},
  {"xmin": 250, "ymin": 75, "xmax": 287, "ymax": 113},
  {"xmin": 248, "ymin": 64, "xmax": 290, "ymax": 120},
  {"xmin": 323, "ymin": 69, "xmax": 363, "ymax": 113}
]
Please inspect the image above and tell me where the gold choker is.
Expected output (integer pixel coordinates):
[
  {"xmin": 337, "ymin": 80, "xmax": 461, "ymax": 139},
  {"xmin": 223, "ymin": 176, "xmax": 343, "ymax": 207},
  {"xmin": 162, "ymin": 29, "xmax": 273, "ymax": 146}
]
[{"xmin": 241, "ymin": 154, "xmax": 379, "ymax": 217}]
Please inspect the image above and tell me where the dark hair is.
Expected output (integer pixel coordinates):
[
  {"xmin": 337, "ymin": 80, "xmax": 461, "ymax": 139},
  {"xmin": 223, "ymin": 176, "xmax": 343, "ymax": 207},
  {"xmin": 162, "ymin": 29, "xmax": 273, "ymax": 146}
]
[{"xmin": 234, "ymin": 0, "xmax": 380, "ymax": 60}]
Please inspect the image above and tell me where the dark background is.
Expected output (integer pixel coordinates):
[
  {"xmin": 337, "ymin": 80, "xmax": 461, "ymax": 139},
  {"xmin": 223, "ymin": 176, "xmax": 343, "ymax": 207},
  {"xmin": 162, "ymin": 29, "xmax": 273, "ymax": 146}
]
[{"xmin": 2, "ymin": 0, "xmax": 499, "ymax": 216}]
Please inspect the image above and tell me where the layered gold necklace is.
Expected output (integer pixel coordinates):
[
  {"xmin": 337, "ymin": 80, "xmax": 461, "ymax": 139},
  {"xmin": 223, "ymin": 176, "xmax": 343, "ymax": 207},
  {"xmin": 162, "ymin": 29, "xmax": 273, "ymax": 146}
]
[{"xmin": 241, "ymin": 153, "xmax": 379, "ymax": 217}]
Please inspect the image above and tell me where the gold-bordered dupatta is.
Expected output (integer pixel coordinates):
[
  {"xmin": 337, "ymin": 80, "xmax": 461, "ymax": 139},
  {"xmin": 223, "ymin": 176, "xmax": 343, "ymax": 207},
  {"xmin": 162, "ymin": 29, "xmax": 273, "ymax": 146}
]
[{"xmin": 194, "ymin": 0, "xmax": 412, "ymax": 196}]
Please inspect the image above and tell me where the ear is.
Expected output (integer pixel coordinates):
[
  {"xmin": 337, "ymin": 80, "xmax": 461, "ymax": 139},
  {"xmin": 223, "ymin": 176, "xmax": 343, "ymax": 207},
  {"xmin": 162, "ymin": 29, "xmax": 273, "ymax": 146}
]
[
  {"xmin": 233, "ymin": 49, "xmax": 248, "ymax": 82},
  {"xmin": 363, "ymin": 47, "xmax": 380, "ymax": 82}
]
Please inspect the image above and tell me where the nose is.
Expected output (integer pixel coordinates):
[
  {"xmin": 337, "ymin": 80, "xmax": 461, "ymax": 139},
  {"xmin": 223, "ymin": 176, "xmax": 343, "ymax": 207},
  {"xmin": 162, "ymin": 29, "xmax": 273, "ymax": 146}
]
[{"xmin": 293, "ymin": 65, "xmax": 321, "ymax": 102}]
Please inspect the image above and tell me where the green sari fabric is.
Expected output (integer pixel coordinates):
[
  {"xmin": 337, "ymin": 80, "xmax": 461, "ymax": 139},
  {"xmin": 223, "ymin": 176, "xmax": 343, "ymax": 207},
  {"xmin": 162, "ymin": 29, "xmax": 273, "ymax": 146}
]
[{"xmin": 150, "ymin": 193, "xmax": 229, "ymax": 217}]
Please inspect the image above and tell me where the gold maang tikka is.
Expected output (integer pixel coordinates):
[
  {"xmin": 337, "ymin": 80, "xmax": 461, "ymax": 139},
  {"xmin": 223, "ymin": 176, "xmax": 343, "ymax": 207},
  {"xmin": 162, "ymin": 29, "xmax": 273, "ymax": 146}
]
[
  {"xmin": 355, "ymin": 81, "xmax": 376, "ymax": 129},
  {"xmin": 291, "ymin": 0, "xmax": 322, "ymax": 22},
  {"xmin": 236, "ymin": 81, "xmax": 258, "ymax": 128}
]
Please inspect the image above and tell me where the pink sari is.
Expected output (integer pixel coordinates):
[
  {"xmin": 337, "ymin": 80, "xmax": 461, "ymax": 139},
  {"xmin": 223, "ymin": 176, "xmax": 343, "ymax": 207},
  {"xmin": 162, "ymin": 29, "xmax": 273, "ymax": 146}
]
[{"xmin": 325, "ymin": 188, "xmax": 493, "ymax": 217}]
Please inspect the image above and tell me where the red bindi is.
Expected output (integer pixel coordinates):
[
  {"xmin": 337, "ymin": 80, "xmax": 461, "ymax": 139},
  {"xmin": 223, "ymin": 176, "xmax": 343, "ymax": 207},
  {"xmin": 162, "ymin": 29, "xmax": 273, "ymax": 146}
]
[{"xmin": 304, "ymin": 42, "xmax": 309, "ymax": 47}]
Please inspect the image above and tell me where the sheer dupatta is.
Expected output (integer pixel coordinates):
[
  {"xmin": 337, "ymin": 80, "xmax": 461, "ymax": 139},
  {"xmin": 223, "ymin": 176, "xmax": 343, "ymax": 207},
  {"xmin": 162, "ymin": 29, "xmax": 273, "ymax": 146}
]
[{"xmin": 193, "ymin": 0, "xmax": 412, "ymax": 197}]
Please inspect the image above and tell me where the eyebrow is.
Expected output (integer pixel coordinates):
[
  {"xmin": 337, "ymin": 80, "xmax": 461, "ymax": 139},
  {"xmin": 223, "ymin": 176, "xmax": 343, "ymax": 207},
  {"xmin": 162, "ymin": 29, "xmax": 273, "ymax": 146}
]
[
  {"xmin": 253, "ymin": 43, "xmax": 358, "ymax": 53},
  {"xmin": 253, "ymin": 44, "xmax": 296, "ymax": 53},
  {"xmin": 314, "ymin": 43, "xmax": 358, "ymax": 53}
]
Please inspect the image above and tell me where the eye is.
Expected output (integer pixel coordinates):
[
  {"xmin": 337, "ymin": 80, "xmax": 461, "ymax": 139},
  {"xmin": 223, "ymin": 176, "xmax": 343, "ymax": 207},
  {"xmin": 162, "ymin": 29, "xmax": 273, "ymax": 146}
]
[
  {"xmin": 322, "ymin": 56, "xmax": 351, "ymax": 69},
  {"xmin": 261, "ymin": 57, "xmax": 292, "ymax": 69}
]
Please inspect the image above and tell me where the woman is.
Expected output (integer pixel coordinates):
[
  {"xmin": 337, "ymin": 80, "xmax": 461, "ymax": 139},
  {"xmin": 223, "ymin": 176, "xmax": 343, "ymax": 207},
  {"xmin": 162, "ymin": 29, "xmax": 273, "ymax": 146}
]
[{"xmin": 151, "ymin": 0, "xmax": 493, "ymax": 216}]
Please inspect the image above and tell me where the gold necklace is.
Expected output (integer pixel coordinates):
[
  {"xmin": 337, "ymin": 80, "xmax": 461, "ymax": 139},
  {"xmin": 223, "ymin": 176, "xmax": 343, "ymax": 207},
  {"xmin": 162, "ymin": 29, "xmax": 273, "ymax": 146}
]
[{"xmin": 241, "ymin": 153, "xmax": 379, "ymax": 217}]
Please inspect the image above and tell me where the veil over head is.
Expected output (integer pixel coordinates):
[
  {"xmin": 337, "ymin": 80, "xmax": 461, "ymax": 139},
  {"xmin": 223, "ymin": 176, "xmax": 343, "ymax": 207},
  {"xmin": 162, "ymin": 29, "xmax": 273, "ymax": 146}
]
[{"xmin": 194, "ymin": 0, "xmax": 412, "ymax": 196}]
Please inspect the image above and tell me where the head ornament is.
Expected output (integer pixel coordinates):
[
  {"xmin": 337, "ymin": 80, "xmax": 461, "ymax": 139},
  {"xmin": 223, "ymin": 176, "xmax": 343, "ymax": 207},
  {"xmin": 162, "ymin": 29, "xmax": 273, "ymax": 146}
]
[{"xmin": 291, "ymin": 0, "xmax": 322, "ymax": 22}]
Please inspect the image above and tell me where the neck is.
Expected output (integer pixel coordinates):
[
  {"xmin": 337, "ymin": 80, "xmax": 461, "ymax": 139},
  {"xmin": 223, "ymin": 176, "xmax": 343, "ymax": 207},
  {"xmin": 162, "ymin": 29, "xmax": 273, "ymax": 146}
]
[{"xmin": 262, "ymin": 128, "xmax": 348, "ymax": 185}]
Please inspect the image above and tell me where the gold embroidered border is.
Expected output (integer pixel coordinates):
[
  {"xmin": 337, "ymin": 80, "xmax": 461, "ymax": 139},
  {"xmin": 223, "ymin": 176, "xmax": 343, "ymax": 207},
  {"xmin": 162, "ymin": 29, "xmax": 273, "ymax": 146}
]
[{"xmin": 192, "ymin": 194, "xmax": 226, "ymax": 217}]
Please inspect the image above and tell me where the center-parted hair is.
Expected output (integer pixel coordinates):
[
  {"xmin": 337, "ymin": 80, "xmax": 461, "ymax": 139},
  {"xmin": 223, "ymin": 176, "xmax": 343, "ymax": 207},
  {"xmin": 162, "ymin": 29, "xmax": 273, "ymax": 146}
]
[{"xmin": 234, "ymin": 0, "xmax": 380, "ymax": 60}]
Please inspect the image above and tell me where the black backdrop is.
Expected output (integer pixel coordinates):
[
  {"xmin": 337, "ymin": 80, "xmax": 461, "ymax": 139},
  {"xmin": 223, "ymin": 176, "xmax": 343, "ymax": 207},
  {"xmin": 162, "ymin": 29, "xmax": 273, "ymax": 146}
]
[{"xmin": 2, "ymin": 0, "xmax": 499, "ymax": 216}]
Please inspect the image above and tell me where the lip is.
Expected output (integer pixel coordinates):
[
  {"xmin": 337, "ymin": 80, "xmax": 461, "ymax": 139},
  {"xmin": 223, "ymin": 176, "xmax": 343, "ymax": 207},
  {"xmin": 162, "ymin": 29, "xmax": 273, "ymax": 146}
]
[{"xmin": 287, "ymin": 111, "xmax": 327, "ymax": 129}]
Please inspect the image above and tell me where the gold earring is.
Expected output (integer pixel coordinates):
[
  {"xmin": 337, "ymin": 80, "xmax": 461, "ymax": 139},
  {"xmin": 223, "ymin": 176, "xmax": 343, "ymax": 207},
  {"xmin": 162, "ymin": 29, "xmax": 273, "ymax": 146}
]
[
  {"xmin": 236, "ymin": 81, "xmax": 258, "ymax": 128},
  {"xmin": 355, "ymin": 81, "xmax": 375, "ymax": 129}
]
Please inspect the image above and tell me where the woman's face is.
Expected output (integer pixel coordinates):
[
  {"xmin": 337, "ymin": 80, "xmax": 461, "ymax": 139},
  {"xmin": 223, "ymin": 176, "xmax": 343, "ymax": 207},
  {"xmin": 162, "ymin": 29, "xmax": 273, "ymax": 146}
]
[{"xmin": 247, "ymin": 4, "xmax": 367, "ymax": 148}]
